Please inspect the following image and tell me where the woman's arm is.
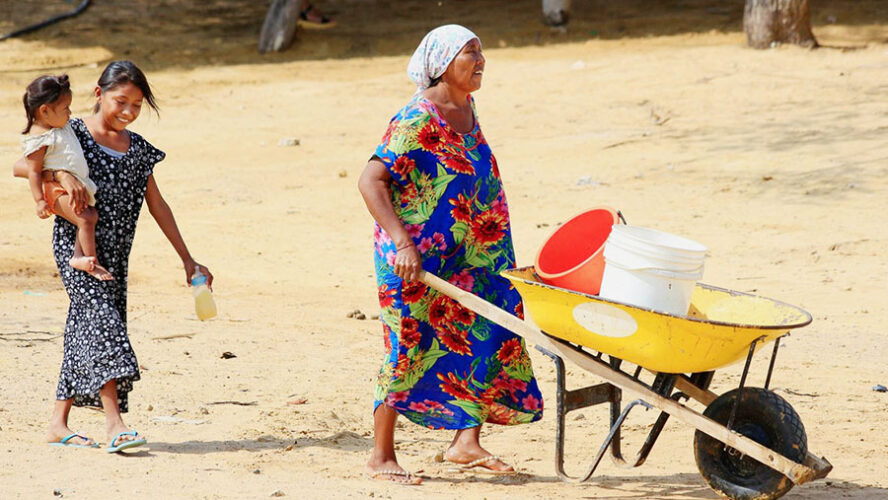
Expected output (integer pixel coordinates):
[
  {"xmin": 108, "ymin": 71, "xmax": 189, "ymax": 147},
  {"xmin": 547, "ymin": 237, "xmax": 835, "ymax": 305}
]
[
  {"xmin": 358, "ymin": 158, "xmax": 421, "ymax": 281},
  {"xmin": 14, "ymin": 157, "xmax": 89, "ymax": 214},
  {"xmin": 145, "ymin": 174, "xmax": 214, "ymax": 289},
  {"xmin": 24, "ymin": 148, "xmax": 51, "ymax": 218}
]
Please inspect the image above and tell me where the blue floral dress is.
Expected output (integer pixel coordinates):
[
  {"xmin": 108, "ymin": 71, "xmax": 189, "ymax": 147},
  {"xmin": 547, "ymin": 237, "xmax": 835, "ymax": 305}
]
[{"xmin": 372, "ymin": 95, "xmax": 543, "ymax": 429}]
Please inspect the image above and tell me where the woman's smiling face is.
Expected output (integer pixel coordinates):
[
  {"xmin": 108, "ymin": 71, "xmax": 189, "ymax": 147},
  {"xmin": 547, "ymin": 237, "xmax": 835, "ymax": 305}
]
[
  {"xmin": 96, "ymin": 82, "xmax": 144, "ymax": 131},
  {"xmin": 443, "ymin": 38, "xmax": 485, "ymax": 93}
]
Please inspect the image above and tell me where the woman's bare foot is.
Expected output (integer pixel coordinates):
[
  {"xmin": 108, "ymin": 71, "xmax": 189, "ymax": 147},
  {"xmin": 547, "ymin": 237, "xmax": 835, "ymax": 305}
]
[
  {"xmin": 366, "ymin": 457, "xmax": 422, "ymax": 485},
  {"xmin": 47, "ymin": 424, "xmax": 96, "ymax": 446},
  {"xmin": 107, "ymin": 423, "xmax": 143, "ymax": 447},
  {"xmin": 444, "ymin": 446, "xmax": 515, "ymax": 473}
]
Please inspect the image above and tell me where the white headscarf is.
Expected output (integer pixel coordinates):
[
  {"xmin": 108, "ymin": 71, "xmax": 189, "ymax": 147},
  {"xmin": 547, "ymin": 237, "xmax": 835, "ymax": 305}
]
[{"xmin": 407, "ymin": 24, "xmax": 480, "ymax": 92}]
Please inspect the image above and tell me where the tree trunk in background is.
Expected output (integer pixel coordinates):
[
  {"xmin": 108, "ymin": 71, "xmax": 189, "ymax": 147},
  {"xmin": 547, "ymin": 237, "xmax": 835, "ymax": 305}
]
[
  {"xmin": 258, "ymin": 0, "xmax": 300, "ymax": 53},
  {"xmin": 542, "ymin": 0, "xmax": 572, "ymax": 26},
  {"xmin": 744, "ymin": 0, "xmax": 817, "ymax": 49}
]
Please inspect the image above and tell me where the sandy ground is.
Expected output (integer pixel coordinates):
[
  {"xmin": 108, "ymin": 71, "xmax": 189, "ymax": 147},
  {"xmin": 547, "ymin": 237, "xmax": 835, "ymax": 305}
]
[{"xmin": 1, "ymin": 1, "xmax": 887, "ymax": 498}]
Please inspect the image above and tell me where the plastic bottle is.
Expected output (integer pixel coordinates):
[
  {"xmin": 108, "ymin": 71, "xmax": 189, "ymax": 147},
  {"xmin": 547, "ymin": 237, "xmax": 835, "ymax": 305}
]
[{"xmin": 191, "ymin": 270, "xmax": 217, "ymax": 321}]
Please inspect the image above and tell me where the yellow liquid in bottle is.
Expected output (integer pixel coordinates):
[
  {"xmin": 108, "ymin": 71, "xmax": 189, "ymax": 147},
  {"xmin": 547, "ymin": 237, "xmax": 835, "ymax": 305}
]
[{"xmin": 194, "ymin": 287, "xmax": 217, "ymax": 321}]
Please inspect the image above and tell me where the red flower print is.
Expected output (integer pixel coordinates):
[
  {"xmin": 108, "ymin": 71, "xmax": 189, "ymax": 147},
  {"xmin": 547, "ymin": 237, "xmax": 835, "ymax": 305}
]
[
  {"xmin": 442, "ymin": 154, "xmax": 475, "ymax": 175},
  {"xmin": 487, "ymin": 403, "xmax": 518, "ymax": 425},
  {"xmin": 394, "ymin": 353, "xmax": 411, "ymax": 377},
  {"xmin": 391, "ymin": 156, "xmax": 416, "ymax": 177},
  {"xmin": 448, "ymin": 270, "xmax": 475, "ymax": 292},
  {"xmin": 493, "ymin": 374, "xmax": 527, "ymax": 402},
  {"xmin": 453, "ymin": 304, "xmax": 475, "ymax": 326},
  {"xmin": 378, "ymin": 284, "xmax": 397, "ymax": 308},
  {"xmin": 400, "ymin": 281, "xmax": 427, "ymax": 304},
  {"xmin": 417, "ymin": 237, "xmax": 434, "ymax": 254},
  {"xmin": 480, "ymin": 386, "xmax": 502, "ymax": 404},
  {"xmin": 404, "ymin": 224, "xmax": 424, "ymax": 238},
  {"xmin": 514, "ymin": 300, "xmax": 524, "ymax": 320},
  {"xmin": 400, "ymin": 317, "xmax": 421, "ymax": 349},
  {"xmin": 417, "ymin": 122, "xmax": 445, "ymax": 151},
  {"xmin": 470, "ymin": 210, "xmax": 507, "ymax": 246},
  {"xmin": 398, "ymin": 183, "xmax": 417, "ymax": 206},
  {"xmin": 432, "ymin": 232, "xmax": 447, "ymax": 251},
  {"xmin": 439, "ymin": 326, "xmax": 473, "ymax": 356},
  {"xmin": 449, "ymin": 193, "xmax": 473, "ymax": 222},
  {"xmin": 408, "ymin": 401, "xmax": 430, "ymax": 412},
  {"xmin": 497, "ymin": 338, "xmax": 523, "ymax": 365},
  {"xmin": 522, "ymin": 394, "xmax": 541, "ymax": 411},
  {"xmin": 425, "ymin": 400, "xmax": 445, "ymax": 411},
  {"xmin": 444, "ymin": 125, "xmax": 463, "ymax": 145},
  {"xmin": 437, "ymin": 372, "xmax": 478, "ymax": 402},
  {"xmin": 386, "ymin": 391, "xmax": 409, "ymax": 404},
  {"xmin": 428, "ymin": 295, "xmax": 454, "ymax": 328},
  {"xmin": 490, "ymin": 191, "xmax": 509, "ymax": 216},
  {"xmin": 380, "ymin": 123, "xmax": 394, "ymax": 146},
  {"xmin": 490, "ymin": 154, "xmax": 500, "ymax": 177}
]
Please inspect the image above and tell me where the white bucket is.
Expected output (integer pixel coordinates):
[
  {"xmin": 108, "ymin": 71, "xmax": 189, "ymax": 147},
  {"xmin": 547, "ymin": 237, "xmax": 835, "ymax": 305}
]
[{"xmin": 599, "ymin": 225, "xmax": 707, "ymax": 316}]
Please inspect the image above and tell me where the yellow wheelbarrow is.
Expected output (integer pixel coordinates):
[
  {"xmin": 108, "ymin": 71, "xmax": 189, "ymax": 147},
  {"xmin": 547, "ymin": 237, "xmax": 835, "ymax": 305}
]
[{"xmin": 419, "ymin": 267, "xmax": 832, "ymax": 500}]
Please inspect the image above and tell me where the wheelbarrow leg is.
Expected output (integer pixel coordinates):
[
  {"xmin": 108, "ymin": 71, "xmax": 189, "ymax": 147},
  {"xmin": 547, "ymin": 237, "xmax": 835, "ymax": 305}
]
[
  {"xmin": 537, "ymin": 346, "xmax": 622, "ymax": 482},
  {"xmin": 610, "ymin": 371, "xmax": 678, "ymax": 469}
]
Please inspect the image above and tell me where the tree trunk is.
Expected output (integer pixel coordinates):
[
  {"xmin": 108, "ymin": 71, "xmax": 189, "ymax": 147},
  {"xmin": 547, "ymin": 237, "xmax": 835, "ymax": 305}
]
[
  {"xmin": 542, "ymin": 0, "xmax": 572, "ymax": 26},
  {"xmin": 258, "ymin": 0, "xmax": 300, "ymax": 53},
  {"xmin": 744, "ymin": 0, "xmax": 817, "ymax": 49}
]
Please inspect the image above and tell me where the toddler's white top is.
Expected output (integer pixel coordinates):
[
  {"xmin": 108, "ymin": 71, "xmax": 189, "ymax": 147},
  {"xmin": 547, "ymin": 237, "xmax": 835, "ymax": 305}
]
[{"xmin": 21, "ymin": 122, "xmax": 97, "ymax": 206}]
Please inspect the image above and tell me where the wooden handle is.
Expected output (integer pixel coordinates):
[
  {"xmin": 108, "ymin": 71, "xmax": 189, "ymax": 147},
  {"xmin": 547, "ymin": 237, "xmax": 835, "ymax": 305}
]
[{"xmin": 419, "ymin": 271, "xmax": 551, "ymax": 347}]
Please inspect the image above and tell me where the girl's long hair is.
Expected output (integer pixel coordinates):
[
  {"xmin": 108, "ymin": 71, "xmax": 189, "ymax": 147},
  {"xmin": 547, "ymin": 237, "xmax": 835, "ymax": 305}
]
[{"xmin": 94, "ymin": 60, "xmax": 159, "ymax": 114}]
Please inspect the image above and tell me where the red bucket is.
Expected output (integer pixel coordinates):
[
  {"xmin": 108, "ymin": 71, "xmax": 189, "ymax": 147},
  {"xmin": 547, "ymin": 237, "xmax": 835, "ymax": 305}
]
[{"xmin": 534, "ymin": 206, "xmax": 620, "ymax": 295}]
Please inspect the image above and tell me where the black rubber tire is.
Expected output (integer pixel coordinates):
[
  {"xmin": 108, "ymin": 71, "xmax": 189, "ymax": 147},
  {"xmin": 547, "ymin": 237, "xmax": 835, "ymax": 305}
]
[{"xmin": 694, "ymin": 388, "xmax": 807, "ymax": 500}]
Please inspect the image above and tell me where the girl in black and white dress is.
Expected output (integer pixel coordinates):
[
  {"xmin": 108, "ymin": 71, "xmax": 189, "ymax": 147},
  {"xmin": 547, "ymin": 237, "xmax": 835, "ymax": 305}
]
[{"xmin": 15, "ymin": 60, "xmax": 213, "ymax": 452}]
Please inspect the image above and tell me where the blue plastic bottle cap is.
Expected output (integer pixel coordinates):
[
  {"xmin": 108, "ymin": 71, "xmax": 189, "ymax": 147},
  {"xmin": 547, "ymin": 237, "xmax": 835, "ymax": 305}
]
[{"xmin": 191, "ymin": 273, "xmax": 207, "ymax": 286}]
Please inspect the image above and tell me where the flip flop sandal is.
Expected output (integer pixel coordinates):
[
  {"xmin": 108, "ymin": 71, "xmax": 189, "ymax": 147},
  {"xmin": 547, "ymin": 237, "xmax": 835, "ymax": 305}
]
[
  {"xmin": 449, "ymin": 455, "xmax": 517, "ymax": 475},
  {"xmin": 298, "ymin": 3, "xmax": 336, "ymax": 29},
  {"xmin": 49, "ymin": 433, "xmax": 100, "ymax": 448},
  {"xmin": 366, "ymin": 469, "xmax": 421, "ymax": 485},
  {"xmin": 106, "ymin": 430, "xmax": 147, "ymax": 453}
]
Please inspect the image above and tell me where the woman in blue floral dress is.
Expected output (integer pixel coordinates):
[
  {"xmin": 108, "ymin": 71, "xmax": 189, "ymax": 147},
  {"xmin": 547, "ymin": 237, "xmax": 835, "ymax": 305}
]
[{"xmin": 358, "ymin": 25, "xmax": 543, "ymax": 484}]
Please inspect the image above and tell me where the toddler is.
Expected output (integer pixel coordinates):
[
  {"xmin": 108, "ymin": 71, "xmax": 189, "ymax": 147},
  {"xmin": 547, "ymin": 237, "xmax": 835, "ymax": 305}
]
[{"xmin": 21, "ymin": 74, "xmax": 112, "ymax": 280}]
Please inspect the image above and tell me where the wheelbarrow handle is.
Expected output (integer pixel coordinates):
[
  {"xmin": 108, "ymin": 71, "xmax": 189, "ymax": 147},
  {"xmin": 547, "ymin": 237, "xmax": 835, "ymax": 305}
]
[{"xmin": 419, "ymin": 270, "xmax": 552, "ymax": 347}]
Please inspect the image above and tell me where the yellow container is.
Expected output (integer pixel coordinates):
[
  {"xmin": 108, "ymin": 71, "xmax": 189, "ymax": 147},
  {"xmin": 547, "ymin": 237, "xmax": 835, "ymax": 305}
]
[{"xmin": 501, "ymin": 267, "xmax": 811, "ymax": 374}]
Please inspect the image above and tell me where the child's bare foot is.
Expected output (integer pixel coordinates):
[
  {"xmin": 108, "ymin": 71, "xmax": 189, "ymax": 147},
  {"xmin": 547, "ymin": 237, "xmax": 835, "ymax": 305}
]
[
  {"xmin": 89, "ymin": 263, "xmax": 115, "ymax": 281},
  {"xmin": 69, "ymin": 255, "xmax": 96, "ymax": 272},
  {"xmin": 70, "ymin": 257, "xmax": 114, "ymax": 281}
]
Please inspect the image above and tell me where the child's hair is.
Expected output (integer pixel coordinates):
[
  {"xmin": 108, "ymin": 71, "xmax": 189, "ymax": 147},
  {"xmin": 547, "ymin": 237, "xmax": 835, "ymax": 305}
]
[
  {"xmin": 93, "ymin": 60, "xmax": 159, "ymax": 114},
  {"xmin": 22, "ymin": 74, "xmax": 71, "ymax": 134}
]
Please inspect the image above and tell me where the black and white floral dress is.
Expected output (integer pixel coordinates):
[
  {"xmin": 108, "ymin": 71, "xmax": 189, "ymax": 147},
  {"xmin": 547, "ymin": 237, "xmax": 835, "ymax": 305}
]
[{"xmin": 53, "ymin": 118, "xmax": 165, "ymax": 412}]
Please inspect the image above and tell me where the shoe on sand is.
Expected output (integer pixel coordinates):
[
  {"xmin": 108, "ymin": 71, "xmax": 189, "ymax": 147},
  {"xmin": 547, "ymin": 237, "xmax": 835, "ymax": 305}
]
[
  {"xmin": 106, "ymin": 431, "xmax": 147, "ymax": 453},
  {"xmin": 49, "ymin": 433, "xmax": 99, "ymax": 449}
]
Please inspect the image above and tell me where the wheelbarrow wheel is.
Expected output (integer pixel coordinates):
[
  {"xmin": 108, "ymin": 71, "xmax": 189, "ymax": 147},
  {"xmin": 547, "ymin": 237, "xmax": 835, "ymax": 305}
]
[{"xmin": 694, "ymin": 387, "xmax": 807, "ymax": 500}]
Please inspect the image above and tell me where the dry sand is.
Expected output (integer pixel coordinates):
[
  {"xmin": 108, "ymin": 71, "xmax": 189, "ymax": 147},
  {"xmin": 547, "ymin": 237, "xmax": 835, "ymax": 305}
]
[{"xmin": 1, "ymin": 1, "xmax": 886, "ymax": 498}]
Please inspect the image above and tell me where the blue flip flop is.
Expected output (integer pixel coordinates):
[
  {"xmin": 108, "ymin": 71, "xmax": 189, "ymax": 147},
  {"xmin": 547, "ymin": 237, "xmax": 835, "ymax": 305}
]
[
  {"xmin": 49, "ymin": 433, "xmax": 100, "ymax": 448},
  {"xmin": 106, "ymin": 431, "xmax": 147, "ymax": 453}
]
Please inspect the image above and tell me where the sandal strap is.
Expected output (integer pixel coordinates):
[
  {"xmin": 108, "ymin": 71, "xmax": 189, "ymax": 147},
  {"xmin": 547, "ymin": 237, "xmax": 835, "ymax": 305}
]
[
  {"xmin": 60, "ymin": 433, "xmax": 89, "ymax": 444},
  {"xmin": 464, "ymin": 454, "xmax": 502, "ymax": 467},
  {"xmin": 370, "ymin": 469, "xmax": 412, "ymax": 478}
]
